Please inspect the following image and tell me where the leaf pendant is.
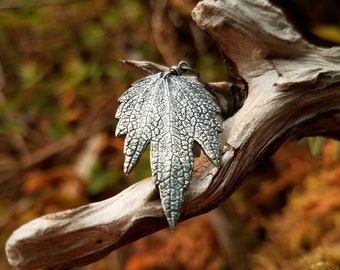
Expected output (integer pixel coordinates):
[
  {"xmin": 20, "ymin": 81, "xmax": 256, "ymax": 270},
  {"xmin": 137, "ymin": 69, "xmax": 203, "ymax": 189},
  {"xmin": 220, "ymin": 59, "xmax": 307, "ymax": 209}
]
[{"xmin": 115, "ymin": 62, "xmax": 223, "ymax": 230}]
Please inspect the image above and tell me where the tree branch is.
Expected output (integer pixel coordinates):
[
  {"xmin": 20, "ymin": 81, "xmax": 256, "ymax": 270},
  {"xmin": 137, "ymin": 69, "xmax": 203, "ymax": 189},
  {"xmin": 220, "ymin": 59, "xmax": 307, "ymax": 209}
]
[{"xmin": 6, "ymin": 0, "xmax": 340, "ymax": 269}]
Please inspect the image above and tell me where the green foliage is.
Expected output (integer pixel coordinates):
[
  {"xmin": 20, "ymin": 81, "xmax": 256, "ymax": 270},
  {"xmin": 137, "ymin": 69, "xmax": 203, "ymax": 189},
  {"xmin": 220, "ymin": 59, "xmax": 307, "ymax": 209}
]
[
  {"xmin": 133, "ymin": 145, "xmax": 152, "ymax": 181},
  {"xmin": 81, "ymin": 23, "xmax": 105, "ymax": 50},
  {"xmin": 306, "ymin": 137, "xmax": 339, "ymax": 161},
  {"xmin": 308, "ymin": 137, "xmax": 326, "ymax": 157},
  {"xmin": 19, "ymin": 60, "xmax": 45, "ymax": 89},
  {"xmin": 0, "ymin": 0, "xmax": 154, "ymax": 137},
  {"xmin": 196, "ymin": 54, "xmax": 229, "ymax": 82},
  {"xmin": 0, "ymin": 120, "xmax": 27, "ymax": 135},
  {"xmin": 312, "ymin": 24, "xmax": 340, "ymax": 44},
  {"xmin": 332, "ymin": 140, "xmax": 339, "ymax": 161},
  {"xmin": 88, "ymin": 160, "xmax": 124, "ymax": 196}
]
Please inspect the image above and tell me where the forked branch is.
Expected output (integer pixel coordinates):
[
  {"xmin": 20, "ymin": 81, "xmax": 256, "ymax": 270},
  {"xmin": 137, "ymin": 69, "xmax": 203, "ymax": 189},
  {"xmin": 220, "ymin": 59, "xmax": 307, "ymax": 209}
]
[{"xmin": 6, "ymin": 0, "xmax": 340, "ymax": 269}]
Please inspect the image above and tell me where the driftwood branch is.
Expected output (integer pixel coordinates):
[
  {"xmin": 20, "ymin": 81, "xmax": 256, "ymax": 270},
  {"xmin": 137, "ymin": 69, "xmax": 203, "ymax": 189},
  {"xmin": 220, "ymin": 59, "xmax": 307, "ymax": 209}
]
[{"xmin": 6, "ymin": 0, "xmax": 340, "ymax": 269}]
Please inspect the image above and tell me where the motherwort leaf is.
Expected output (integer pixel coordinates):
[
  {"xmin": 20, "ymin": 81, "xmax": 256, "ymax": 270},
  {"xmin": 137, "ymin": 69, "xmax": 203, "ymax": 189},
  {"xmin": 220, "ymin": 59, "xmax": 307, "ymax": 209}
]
[{"xmin": 115, "ymin": 62, "xmax": 223, "ymax": 230}]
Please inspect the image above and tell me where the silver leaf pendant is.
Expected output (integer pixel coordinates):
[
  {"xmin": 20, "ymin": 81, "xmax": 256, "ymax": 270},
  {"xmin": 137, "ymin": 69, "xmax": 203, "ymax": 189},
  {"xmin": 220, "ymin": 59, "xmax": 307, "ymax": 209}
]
[{"xmin": 115, "ymin": 62, "xmax": 223, "ymax": 230}]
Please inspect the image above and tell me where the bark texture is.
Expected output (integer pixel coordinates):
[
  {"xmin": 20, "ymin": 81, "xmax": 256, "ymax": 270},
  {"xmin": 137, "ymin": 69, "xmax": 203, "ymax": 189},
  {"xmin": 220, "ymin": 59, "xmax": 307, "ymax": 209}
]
[{"xmin": 6, "ymin": 0, "xmax": 340, "ymax": 269}]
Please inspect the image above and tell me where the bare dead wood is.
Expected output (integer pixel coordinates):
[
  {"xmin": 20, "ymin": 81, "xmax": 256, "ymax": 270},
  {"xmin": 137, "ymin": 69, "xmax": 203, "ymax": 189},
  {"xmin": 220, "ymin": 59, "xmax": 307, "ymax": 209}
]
[{"xmin": 6, "ymin": 0, "xmax": 340, "ymax": 269}]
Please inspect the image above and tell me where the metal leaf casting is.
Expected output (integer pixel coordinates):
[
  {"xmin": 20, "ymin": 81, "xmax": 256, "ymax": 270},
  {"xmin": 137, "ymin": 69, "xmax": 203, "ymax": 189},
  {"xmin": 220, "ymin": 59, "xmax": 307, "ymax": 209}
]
[{"xmin": 115, "ymin": 62, "xmax": 223, "ymax": 230}]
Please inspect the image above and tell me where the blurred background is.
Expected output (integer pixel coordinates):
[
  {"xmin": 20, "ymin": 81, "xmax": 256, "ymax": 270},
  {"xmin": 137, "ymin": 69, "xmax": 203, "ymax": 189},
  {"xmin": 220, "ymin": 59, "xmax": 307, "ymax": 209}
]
[{"xmin": 0, "ymin": 0, "xmax": 340, "ymax": 269}]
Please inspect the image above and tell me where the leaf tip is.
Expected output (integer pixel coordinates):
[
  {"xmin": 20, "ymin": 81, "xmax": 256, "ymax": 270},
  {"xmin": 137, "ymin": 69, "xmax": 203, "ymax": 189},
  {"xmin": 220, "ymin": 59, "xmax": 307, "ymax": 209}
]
[
  {"xmin": 158, "ymin": 182, "xmax": 184, "ymax": 231},
  {"xmin": 124, "ymin": 162, "xmax": 133, "ymax": 175},
  {"xmin": 167, "ymin": 214, "xmax": 178, "ymax": 232}
]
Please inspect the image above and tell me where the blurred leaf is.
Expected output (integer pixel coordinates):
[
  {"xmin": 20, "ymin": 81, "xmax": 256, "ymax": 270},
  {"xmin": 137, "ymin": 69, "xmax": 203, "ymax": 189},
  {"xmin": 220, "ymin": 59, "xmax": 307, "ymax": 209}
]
[
  {"xmin": 81, "ymin": 23, "xmax": 105, "ymax": 50},
  {"xmin": 306, "ymin": 137, "xmax": 339, "ymax": 161},
  {"xmin": 23, "ymin": 166, "xmax": 75, "ymax": 193},
  {"xmin": 103, "ymin": 1, "xmax": 143, "ymax": 30},
  {"xmin": 307, "ymin": 136, "xmax": 325, "ymax": 157},
  {"xmin": 196, "ymin": 54, "xmax": 229, "ymax": 82},
  {"xmin": 312, "ymin": 24, "xmax": 340, "ymax": 44},
  {"xmin": 133, "ymin": 146, "xmax": 151, "ymax": 181},
  {"xmin": 48, "ymin": 111, "xmax": 70, "ymax": 139},
  {"xmin": 19, "ymin": 60, "xmax": 45, "ymax": 89},
  {"xmin": 333, "ymin": 140, "xmax": 339, "ymax": 161},
  {"xmin": 88, "ymin": 161, "xmax": 124, "ymax": 196},
  {"xmin": 63, "ymin": 57, "xmax": 89, "ymax": 88},
  {"xmin": 0, "ymin": 120, "xmax": 27, "ymax": 135}
]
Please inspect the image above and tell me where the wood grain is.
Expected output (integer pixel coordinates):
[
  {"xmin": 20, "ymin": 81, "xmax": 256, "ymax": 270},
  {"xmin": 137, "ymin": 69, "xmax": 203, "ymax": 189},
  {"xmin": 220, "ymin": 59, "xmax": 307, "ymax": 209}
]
[{"xmin": 6, "ymin": 0, "xmax": 340, "ymax": 269}]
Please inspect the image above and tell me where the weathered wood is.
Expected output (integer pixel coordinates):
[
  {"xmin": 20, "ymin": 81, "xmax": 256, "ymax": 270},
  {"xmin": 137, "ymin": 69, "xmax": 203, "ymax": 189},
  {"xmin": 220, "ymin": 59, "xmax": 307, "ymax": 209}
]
[{"xmin": 6, "ymin": 0, "xmax": 340, "ymax": 269}]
